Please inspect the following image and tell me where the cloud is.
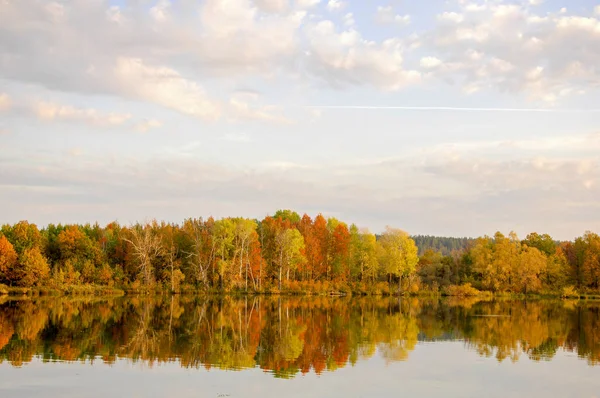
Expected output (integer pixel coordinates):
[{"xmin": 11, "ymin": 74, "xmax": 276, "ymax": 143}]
[
  {"xmin": 228, "ymin": 92, "xmax": 292, "ymax": 124},
  {"xmin": 421, "ymin": 3, "xmax": 600, "ymax": 102},
  {"xmin": 375, "ymin": 6, "xmax": 411, "ymax": 25},
  {"xmin": 2, "ymin": 0, "xmax": 596, "ymax": 105},
  {"xmin": 0, "ymin": 0, "xmax": 303, "ymax": 115},
  {"xmin": 304, "ymin": 20, "xmax": 421, "ymax": 90},
  {"xmin": 437, "ymin": 12, "xmax": 464, "ymax": 23},
  {"xmin": 135, "ymin": 119, "xmax": 163, "ymax": 133},
  {"xmin": 223, "ymin": 132, "xmax": 252, "ymax": 143},
  {"xmin": 113, "ymin": 57, "xmax": 221, "ymax": 121},
  {"xmin": 0, "ymin": 93, "xmax": 11, "ymax": 111},
  {"xmin": 327, "ymin": 0, "xmax": 345, "ymax": 12},
  {"xmin": 420, "ymin": 56, "xmax": 443, "ymax": 69},
  {"xmin": 1, "ymin": 94, "xmax": 163, "ymax": 131},
  {"xmin": 253, "ymin": 0, "xmax": 289, "ymax": 13},
  {"xmin": 3, "ymin": 130, "xmax": 599, "ymax": 239},
  {"xmin": 150, "ymin": 0, "xmax": 171, "ymax": 22},
  {"xmin": 296, "ymin": 0, "xmax": 320, "ymax": 8},
  {"xmin": 529, "ymin": 0, "xmax": 544, "ymax": 5},
  {"xmin": 34, "ymin": 100, "xmax": 132, "ymax": 126},
  {"xmin": 343, "ymin": 12, "xmax": 355, "ymax": 27},
  {"xmin": 596, "ymin": 6, "xmax": 600, "ymax": 16}
]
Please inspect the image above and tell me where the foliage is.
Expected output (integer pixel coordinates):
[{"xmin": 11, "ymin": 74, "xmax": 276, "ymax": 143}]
[
  {"xmin": 0, "ymin": 215, "xmax": 598, "ymax": 295},
  {"xmin": 443, "ymin": 283, "xmax": 481, "ymax": 297}
]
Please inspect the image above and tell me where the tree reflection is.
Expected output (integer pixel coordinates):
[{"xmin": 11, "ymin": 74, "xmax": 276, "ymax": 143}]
[{"xmin": 0, "ymin": 297, "xmax": 599, "ymax": 375}]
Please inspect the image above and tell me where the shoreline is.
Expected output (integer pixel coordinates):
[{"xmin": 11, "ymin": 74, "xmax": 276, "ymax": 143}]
[{"xmin": 2, "ymin": 284, "xmax": 600, "ymax": 300}]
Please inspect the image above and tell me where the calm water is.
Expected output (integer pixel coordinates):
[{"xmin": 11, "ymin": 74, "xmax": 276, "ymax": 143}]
[{"xmin": 0, "ymin": 296, "xmax": 599, "ymax": 397}]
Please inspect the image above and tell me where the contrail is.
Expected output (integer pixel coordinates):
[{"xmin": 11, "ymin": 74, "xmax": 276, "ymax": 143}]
[{"xmin": 306, "ymin": 105, "xmax": 600, "ymax": 113}]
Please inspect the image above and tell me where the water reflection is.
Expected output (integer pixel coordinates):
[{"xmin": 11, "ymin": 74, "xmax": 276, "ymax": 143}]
[{"xmin": 0, "ymin": 296, "xmax": 599, "ymax": 376}]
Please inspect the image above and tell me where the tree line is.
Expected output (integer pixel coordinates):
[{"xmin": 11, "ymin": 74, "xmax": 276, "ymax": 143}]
[
  {"xmin": 417, "ymin": 231, "xmax": 600, "ymax": 295},
  {"xmin": 0, "ymin": 210, "xmax": 598, "ymax": 295},
  {"xmin": 411, "ymin": 235, "xmax": 475, "ymax": 256},
  {"xmin": 0, "ymin": 210, "xmax": 418, "ymax": 293}
]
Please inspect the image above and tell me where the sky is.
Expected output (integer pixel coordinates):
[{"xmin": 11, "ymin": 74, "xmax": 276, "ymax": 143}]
[{"xmin": 0, "ymin": 0, "xmax": 599, "ymax": 240}]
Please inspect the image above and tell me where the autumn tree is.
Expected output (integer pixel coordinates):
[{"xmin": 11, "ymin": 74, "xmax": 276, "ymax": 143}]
[
  {"xmin": 157, "ymin": 222, "xmax": 185, "ymax": 292},
  {"xmin": 378, "ymin": 227, "xmax": 419, "ymax": 291},
  {"xmin": 275, "ymin": 229, "xmax": 305, "ymax": 290},
  {"xmin": 327, "ymin": 219, "xmax": 350, "ymax": 282},
  {"xmin": 56, "ymin": 225, "xmax": 101, "ymax": 283},
  {"xmin": 212, "ymin": 218, "xmax": 236, "ymax": 289},
  {"xmin": 1, "ymin": 221, "xmax": 42, "ymax": 255},
  {"xmin": 15, "ymin": 247, "xmax": 50, "ymax": 287},
  {"xmin": 582, "ymin": 232, "xmax": 600, "ymax": 289},
  {"xmin": 124, "ymin": 222, "xmax": 164, "ymax": 286},
  {"xmin": 514, "ymin": 245, "xmax": 546, "ymax": 293},
  {"xmin": 0, "ymin": 235, "xmax": 18, "ymax": 285},
  {"xmin": 232, "ymin": 218, "xmax": 258, "ymax": 291},
  {"xmin": 349, "ymin": 226, "xmax": 378, "ymax": 283},
  {"xmin": 471, "ymin": 236, "xmax": 495, "ymax": 291},
  {"xmin": 522, "ymin": 232, "xmax": 556, "ymax": 257}
]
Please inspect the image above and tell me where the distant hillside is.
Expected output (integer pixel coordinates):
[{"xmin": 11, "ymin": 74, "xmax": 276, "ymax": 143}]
[{"xmin": 411, "ymin": 235, "xmax": 475, "ymax": 256}]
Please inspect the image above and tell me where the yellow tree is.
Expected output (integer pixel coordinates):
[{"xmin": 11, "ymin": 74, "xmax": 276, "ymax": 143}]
[
  {"xmin": 349, "ymin": 226, "xmax": 379, "ymax": 283},
  {"xmin": 0, "ymin": 235, "xmax": 18, "ymax": 284},
  {"xmin": 515, "ymin": 245, "xmax": 547, "ymax": 293},
  {"xmin": 493, "ymin": 232, "xmax": 520, "ymax": 292},
  {"xmin": 471, "ymin": 236, "xmax": 495, "ymax": 291},
  {"xmin": 16, "ymin": 247, "xmax": 50, "ymax": 287},
  {"xmin": 378, "ymin": 227, "xmax": 419, "ymax": 291},
  {"xmin": 275, "ymin": 228, "xmax": 305, "ymax": 290},
  {"xmin": 582, "ymin": 232, "xmax": 600, "ymax": 290}
]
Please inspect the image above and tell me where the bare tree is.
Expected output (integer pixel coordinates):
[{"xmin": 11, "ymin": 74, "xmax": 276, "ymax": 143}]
[{"xmin": 124, "ymin": 222, "xmax": 163, "ymax": 286}]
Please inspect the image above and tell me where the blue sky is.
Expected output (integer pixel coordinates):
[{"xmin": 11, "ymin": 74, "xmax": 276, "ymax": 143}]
[{"xmin": 1, "ymin": 0, "xmax": 599, "ymax": 239}]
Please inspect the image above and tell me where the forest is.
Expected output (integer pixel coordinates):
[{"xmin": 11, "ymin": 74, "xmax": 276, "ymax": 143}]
[{"xmin": 0, "ymin": 210, "xmax": 599, "ymax": 296}]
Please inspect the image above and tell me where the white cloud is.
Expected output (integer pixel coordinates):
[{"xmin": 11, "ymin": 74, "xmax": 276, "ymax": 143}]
[
  {"xmin": 35, "ymin": 101, "xmax": 132, "ymax": 126},
  {"xmin": 296, "ymin": 0, "xmax": 320, "ymax": 8},
  {"xmin": 114, "ymin": 58, "xmax": 221, "ymax": 121},
  {"xmin": 423, "ymin": 3, "xmax": 600, "ymax": 102},
  {"xmin": 596, "ymin": 6, "xmax": 600, "ymax": 16},
  {"xmin": 3, "ymin": 0, "xmax": 596, "ymax": 106},
  {"xmin": 106, "ymin": 6, "xmax": 125, "ymax": 24},
  {"xmin": 228, "ymin": 92, "xmax": 291, "ymax": 124},
  {"xmin": 150, "ymin": 0, "xmax": 171, "ymax": 22},
  {"xmin": 437, "ymin": 12, "xmax": 464, "ymax": 23},
  {"xmin": 529, "ymin": 0, "xmax": 544, "ymax": 5},
  {"xmin": 223, "ymin": 132, "xmax": 251, "ymax": 143},
  {"xmin": 327, "ymin": 0, "xmax": 345, "ymax": 12},
  {"xmin": 135, "ymin": 119, "xmax": 163, "ymax": 133},
  {"xmin": 420, "ymin": 56, "xmax": 442, "ymax": 69},
  {"xmin": 343, "ymin": 12, "xmax": 355, "ymax": 27},
  {"xmin": 305, "ymin": 20, "xmax": 421, "ymax": 90},
  {"xmin": 254, "ymin": 0, "xmax": 289, "ymax": 13},
  {"xmin": 4, "ymin": 129, "xmax": 600, "ymax": 239},
  {"xmin": 375, "ymin": 6, "xmax": 411, "ymax": 25},
  {"xmin": 0, "ymin": 93, "xmax": 11, "ymax": 111}
]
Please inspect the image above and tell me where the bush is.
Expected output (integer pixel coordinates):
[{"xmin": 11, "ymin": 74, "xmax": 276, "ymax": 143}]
[
  {"xmin": 561, "ymin": 285, "xmax": 579, "ymax": 299},
  {"xmin": 443, "ymin": 283, "xmax": 481, "ymax": 297}
]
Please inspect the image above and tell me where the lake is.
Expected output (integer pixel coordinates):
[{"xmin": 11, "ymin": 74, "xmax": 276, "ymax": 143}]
[{"xmin": 0, "ymin": 295, "xmax": 599, "ymax": 397}]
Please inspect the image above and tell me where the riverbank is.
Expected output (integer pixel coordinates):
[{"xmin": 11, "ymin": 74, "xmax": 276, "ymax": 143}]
[{"xmin": 2, "ymin": 283, "xmax": 600, "ymax": 300}]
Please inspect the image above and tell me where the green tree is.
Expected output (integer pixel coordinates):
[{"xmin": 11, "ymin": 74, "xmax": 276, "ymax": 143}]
[{"xmin": 522, "ymin": 232, "xmax": 556, "ymax": 257}]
